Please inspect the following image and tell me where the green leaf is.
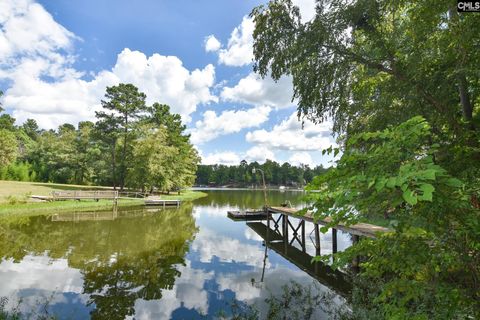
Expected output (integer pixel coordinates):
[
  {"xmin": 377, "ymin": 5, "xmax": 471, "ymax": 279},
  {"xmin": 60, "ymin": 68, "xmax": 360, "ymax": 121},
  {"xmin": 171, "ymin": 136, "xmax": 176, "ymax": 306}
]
[
  {"xmin": 402, "ymin": 189, "xmax": 418, "ymax": 205},
  {"xmin": 445, "ymin": 178, "xmax": 463, "ymax": 188},
  {"xmin": 368, "ymin": 179, "xmax": 376, "ymax": 189},
  {"xmin": 333, "ymin": 148, "xmax": 340, "ymax": 157},
  {"xmin": 417, "ymin": 183, "xmax": 434, "ymax": 202},
  {"xmin": 386, "ymin": 177, "xmax": 397, "ymax": 188},
  {"xmin": 421, "ymin": 169, "xmax": 436, "ymax": 180}
]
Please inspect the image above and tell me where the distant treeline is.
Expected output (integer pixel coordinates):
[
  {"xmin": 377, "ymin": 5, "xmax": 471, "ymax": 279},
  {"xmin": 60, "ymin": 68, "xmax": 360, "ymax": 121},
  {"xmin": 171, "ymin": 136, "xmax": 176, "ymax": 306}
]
[
  {"xmin": 195, "ymin": 160, "xmax": 327, "ymax": 187},
  {"xmin": 0, "ymin": 84, "xmax": 199, "ymax": 192}
]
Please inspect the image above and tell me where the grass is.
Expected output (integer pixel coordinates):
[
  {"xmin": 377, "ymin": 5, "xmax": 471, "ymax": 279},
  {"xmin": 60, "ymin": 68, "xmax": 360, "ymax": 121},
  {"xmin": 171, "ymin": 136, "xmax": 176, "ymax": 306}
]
[{"xmin": 0, "ymin": 180, "xmax": 207, "ymax": 217}]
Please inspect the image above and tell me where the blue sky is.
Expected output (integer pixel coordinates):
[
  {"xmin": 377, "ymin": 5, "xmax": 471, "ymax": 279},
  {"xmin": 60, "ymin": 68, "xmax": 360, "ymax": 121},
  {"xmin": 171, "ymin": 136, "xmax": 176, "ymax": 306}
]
[{"xmin": 0, "ymin": 0, "xmax": 336, "ymax": 167}]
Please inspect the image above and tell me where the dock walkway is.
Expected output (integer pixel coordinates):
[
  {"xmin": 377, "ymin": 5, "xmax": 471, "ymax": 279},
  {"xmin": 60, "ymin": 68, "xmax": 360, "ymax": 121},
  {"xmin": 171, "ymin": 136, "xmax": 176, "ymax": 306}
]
[{"xmin": 268, "ymin": 206, "xmax": 390, "ymax": 239}]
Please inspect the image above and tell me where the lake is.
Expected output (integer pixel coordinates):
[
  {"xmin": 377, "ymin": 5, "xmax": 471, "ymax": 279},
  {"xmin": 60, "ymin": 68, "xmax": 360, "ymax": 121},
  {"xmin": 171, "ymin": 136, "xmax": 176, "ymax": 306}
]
[{"xmin": 0, "ymin": 190, "xmax": 354, "ymax": 319}]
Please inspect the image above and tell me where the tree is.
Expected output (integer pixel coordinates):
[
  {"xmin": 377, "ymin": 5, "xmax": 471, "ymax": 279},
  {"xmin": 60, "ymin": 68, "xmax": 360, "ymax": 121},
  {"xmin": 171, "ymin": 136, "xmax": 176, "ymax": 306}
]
[
  {"xmin": 0, "ymin": 129, "xmax": 17, "ymax": 168},
  {"xmin": 308, "ymin": 117, "xmax": 479, "ymax": 318},
  {"xmin": 144, "ymin": 103, "xmax": 200, "ymax": 192},
  {"xmin": 22, "ymin": 119, "xmax": 39, "ymax": 141},
  {"xmin": 251, "ymin": 1, "xmax": 479, "ymax": 159},
  {"xmin": 97, "ymin": 83, "xmax": 147, "ymax": 190},
  {"xmin": 94, "ymin": 114, "xmax": 120, "ymax": 189},
  {"xmin": 251, "ymin": 0, "xmax": 480, "ymax": 318},
  {"xmin": 128, "ymin": 124, "xmax": 173, "ymax": 192}
]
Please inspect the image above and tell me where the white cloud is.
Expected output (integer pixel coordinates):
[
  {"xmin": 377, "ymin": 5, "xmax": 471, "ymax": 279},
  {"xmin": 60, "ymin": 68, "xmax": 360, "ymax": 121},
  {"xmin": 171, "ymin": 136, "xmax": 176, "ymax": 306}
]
[
  {"xmin": 191, "ymin": 228, "xmax": 271, "ymax": 268},
  {"xmin": 201, "ymin": 151, "xmax": 241, "ymax": 166},
  {"xmin": 218, "ymin": 16, "xmax": 254, "ymax": 67},
  {"xmin": 0, "ymin": 0, "xmax": 76, "ymax": 65},
  {"xmin": 221, "ymin": 72, "xmax": 294, "ymax": 109},
  {"xmin": 289, "ymin": 152, "xmax": 314, "ymax": 167},
  {"xmin": 189, "ymin": 105, "xmax": 271, "ymax": 145},
  {"xmin": 199, "ymin": 145, "xmax": 276, "ymax": 166},
  {"xmin": 204, "ymin": 35, "xmax": 221, "ymax": 52},
  {"xmin": 0, "ymin": 1, "xmax": 217, "ymax": 129},
  {"xmin": 245, "ymin": 146, "xmax": 276, "ymax": 163},
  {"xmin": 292, "ymin": 0, "xmax": 317, "ymax": 23},
  {"xmin": 246, "ymin": 112, "xmax": 336, "ymax": 152}
]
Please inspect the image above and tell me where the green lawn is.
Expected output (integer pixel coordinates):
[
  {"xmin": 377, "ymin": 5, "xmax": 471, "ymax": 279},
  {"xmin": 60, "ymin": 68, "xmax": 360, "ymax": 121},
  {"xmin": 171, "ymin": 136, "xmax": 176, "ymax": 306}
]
[{"xmin": 0, "ymin": 180, "xmax": 207, "ymax": 216}]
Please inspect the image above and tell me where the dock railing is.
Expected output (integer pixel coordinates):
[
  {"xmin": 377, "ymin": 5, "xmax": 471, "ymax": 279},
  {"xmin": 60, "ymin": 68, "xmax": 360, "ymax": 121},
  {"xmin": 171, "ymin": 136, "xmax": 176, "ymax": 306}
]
[{"xmin": 51, "ymin": 190, "xmax": 119, "ymax": 201}]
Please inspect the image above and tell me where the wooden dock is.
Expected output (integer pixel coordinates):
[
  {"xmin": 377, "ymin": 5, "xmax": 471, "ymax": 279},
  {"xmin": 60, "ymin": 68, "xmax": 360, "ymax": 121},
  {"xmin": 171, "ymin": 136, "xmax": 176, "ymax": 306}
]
[
  {"xmin": 247, "ymin": 221, "xmax": 351, "ymax": 296},
  {"xmin": 144, "ymin": 198, "xmax": 181, "ymax": 207},
  {"xmin": 227, "ymin": 210, "xmax": 269, "ymax": 221},
  {"xmin": 31, "ymin": 190, "xmax": 182, "ymax": 208},
  {"xmin": 268, "ymin": 206, "xmax": 390, "ymax": 239},
  {"xmin": 32, "ymin": 190, "xmax": 119, "ymax": 202}
]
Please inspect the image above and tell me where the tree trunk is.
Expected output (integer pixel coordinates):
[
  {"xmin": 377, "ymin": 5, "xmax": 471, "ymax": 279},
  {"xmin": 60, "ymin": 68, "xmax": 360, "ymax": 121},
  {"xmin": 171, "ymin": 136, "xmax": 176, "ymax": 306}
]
[
  {"xmin": 457, "ymin": 72, "xmax": 473, "ymax": 123},
  {"xmin": 111, "ymin": 143, "xmax": 117, "ymax": 190},
  {"xmin": 120, "ymin": 114, "xmax": 128, "ymax": 191},
  {"xmin": 449, "ymin": 7, "xmax": 475, "ymax": 129}
]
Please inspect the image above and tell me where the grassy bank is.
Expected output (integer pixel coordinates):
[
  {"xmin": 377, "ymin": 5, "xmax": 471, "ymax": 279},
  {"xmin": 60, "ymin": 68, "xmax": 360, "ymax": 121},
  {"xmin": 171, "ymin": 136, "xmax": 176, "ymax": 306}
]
[{"xmin": 0, "ymin": 180, "xmax": 207, "ymax": 216}]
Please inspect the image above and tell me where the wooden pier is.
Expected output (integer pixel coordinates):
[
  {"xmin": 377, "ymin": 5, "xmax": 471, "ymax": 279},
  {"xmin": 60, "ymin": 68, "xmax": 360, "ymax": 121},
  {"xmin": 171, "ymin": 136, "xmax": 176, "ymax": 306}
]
[
  {"xmin": 31, "ymin": 190, "xmax": 182, "ymax": 208},
  {"xmin": 267, "ymin": 207, "xmax": 390, "ymax": 239},
  {"xmin": 144, "ymin": 198, "xmax": 181, "ymax": 207},
  {"xmin": 31, "ymin": 190, "xmax": 119, "ymax": 202},
  {"xmin": 247, "ymin": 221, "xmax": 351, "ymax": 296}
]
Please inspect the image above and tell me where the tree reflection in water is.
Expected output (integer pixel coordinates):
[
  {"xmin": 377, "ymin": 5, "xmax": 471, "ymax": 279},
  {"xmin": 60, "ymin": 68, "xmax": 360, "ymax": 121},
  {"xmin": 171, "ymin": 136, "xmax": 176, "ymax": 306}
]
[{"xmin": 0, "ymin": 204, "xmax": 197, "ymax": 319}]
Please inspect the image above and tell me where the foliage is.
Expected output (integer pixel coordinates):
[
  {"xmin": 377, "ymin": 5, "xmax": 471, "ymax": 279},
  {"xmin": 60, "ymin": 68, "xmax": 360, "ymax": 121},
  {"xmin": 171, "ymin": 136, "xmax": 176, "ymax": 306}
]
[
  {"xmin": 251, "ymin": 0, "xmax": 480, "ymax": 318},
  {"xmin": 307, "ymin": 117, "xmax": 479, "ymax": 318},
  {"xmin": 196, "ymin": 160, "xmax": 326, "ymax": 187},
  {"xmin": 0, "ymin": 205, "xmax": 197, "ymax": 319},
  {"xmin": 0, "ymin": 84, "xmax": 199, "ymax": 193},
  {"xmin": 0, "ymin": 130, "xmax": 17, "ymax": 168}
]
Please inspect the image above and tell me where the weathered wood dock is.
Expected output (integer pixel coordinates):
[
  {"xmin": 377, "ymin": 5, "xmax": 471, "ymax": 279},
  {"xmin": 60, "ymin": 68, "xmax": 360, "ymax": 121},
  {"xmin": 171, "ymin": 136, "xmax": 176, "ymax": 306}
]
[
  {"xmin": 227, "ymin": 210, "xmax": 269, "ymax": 221},
  {"xmin": 32, "ymin": 190, "xmax": 119, "ymax": 202},
  {"xmin": 247, "ymin": 221, "xmax": 351, "ymax": 296},
  {"xmin": 31, "ymin": 190, "xmax": 182, "ymax": 208},
  {"xmin": 268, "ymin": 206, "xmax": 390, "ymax": 239},
  {"xmin": 144, "ymin": 198, "xmax": 181, "ymax": 207}
]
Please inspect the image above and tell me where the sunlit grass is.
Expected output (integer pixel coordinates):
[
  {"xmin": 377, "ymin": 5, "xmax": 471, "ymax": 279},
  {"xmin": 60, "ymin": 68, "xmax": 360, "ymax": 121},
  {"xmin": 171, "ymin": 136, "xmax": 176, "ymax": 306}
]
[{"xmin": 0, "ymin": 180, "xmax": 207, "ymax": 216}]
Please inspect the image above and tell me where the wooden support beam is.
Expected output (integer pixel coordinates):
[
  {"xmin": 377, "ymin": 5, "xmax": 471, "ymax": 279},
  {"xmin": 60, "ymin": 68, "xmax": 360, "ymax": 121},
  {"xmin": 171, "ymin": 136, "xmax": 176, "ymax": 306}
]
[
  {"xmin": 301, "ymin": 220, "xmax": 306, "ymax": 253},
  {"xmin": 332, "ymin": 228, "xmax": 337, "ymax": 254},
  {"xmin": 315, "ymin": 223, "xmax": 321, "ymax": 256}
]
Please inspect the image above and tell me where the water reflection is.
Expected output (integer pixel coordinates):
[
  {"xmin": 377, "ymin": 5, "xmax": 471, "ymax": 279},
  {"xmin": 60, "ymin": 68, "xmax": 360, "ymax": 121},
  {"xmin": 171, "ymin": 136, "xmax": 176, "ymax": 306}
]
[
  {"xmin": 0, "ymin": 190, "xmax": 350, "ymax": 319},
  {"xmin": 0, "ymin": 204, "xmax": 197, "ymax": 319}
]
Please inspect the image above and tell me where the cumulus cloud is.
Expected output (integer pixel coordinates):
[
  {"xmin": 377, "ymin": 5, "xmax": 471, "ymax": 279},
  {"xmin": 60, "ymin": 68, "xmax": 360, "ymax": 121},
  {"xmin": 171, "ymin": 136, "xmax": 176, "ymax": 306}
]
[
  {"xmin": 0, "ymin": 1, "xmax": 217, "ymax": 129},
  {"xmin": 221, "ymin": 73, "xmax": 294, "ymax": 109},
  {"xmin": 214, "ymin": 1, "xmax": 316, "ymax": 66},
  {"xmin": 189, "ymin": 105, "xmax": 271, "ymax": 145},
  {"xmin": 199, "ymin": 145, "xmax": 276, "ymax": 166},
  {"xmin": 0, "ymin": 0, "xmax": 76, "ymax": 65},
  {"xmin": 245, "ymin": 146, "xmax": 276, "ymax": 163},
  {"xmin": 218, "ymin": 16, "xmax": 254, "ymax": 67},
  {"xmin": 204, "ymin": 35, "xmax": 221, "ymax": 52},
  {"xmin": 246, "ymin": 112, "xmax": 336, "ymax": 152},
  {"xmin": 289, "ymin": 152, "xmax": 314, "ymax": 167},
  {"xmin": 201, "ymin": 151, "xmax": 241, "ymax": 166}
]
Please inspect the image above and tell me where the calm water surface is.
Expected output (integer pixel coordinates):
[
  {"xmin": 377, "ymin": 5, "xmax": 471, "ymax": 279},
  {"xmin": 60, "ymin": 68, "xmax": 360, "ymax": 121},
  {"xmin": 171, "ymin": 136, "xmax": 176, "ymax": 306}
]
[{"xmin": 0, "ymin": 190, "xmax": 353, "ymax": 319}]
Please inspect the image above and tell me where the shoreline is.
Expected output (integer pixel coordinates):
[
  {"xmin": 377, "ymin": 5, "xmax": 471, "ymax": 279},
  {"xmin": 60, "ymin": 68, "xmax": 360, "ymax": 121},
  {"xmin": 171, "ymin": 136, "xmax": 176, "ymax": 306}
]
[{"xmin": 0, "ymin": 181, "xmax": 208, "ymax": 217}]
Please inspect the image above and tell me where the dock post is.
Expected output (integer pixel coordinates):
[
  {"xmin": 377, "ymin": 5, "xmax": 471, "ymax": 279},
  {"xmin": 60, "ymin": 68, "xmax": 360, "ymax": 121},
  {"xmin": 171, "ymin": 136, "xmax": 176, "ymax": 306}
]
[
  {"xmin": 301, "ymin": 220, "xmax": 306, "ymax": 252},
  {"xmin": 332, "ymin": 228, "xmax": 338, "ymax": 254},
  {"xmin": 352, "ymin": 234, "xmax": 360, "ymax": 272},
  {"xmin": 314, "ymin": 224, "xmax": 321, "ymax": 256},
  {"xmin": 283, "ymin": 214, "xmax": 288, "ymax": 253}
]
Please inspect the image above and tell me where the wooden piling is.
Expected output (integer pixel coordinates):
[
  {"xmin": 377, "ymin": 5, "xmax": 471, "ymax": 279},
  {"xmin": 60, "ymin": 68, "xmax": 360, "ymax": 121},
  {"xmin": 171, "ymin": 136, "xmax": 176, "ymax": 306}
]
[
  {"xmin": 301, "ymin": 220, "xmax": 306, "ymax": 252},
  {"xmin": 315, "ymin": 223, "xmax": 321, "ymax": 256},
  {"xmin": 332, "ymin": 228, "xmax": 337, "ymax": 254}
]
